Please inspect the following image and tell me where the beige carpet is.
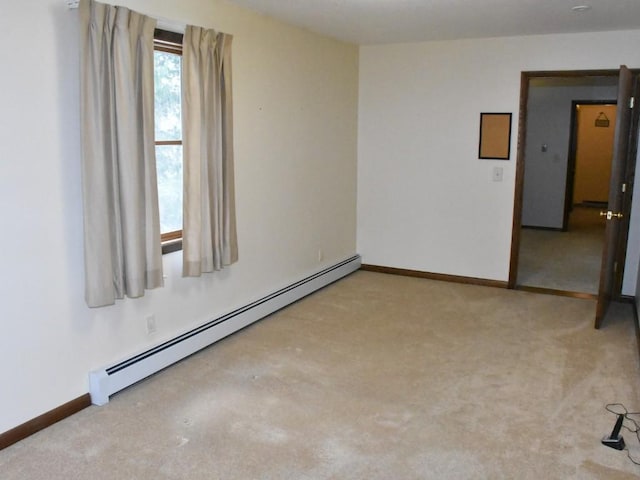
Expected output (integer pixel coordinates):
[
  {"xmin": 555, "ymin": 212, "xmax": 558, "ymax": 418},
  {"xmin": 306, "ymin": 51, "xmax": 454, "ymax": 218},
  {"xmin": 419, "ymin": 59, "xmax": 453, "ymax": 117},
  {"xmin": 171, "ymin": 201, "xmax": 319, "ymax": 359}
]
[
  {"xmin": 1, "ymin": 271, "xmax": 639, "ymax": 479},
  {"xmin": 518, "ymin": 206, "xmax": 606, "ymax": 294}
]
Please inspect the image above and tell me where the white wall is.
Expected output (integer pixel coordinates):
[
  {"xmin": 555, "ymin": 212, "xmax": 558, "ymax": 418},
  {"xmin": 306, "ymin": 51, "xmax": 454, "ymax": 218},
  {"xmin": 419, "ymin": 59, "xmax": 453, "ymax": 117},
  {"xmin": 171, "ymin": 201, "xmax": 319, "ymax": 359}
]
[
  {"xmin": 522, "ymin": 84, "xmax": 617, "ymax": 228},
  {"xmin": 0, "ymin": 0, "xmax": 358, "ymax": 433},
  {"xmin": 358, "ymin": 30, "xmax": 640, "ymax": 283}
]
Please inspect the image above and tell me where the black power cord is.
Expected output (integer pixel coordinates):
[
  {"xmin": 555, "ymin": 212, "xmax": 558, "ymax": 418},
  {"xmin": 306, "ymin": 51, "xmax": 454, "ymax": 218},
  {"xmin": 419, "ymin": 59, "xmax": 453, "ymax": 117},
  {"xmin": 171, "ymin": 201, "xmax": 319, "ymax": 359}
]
[{"xmin": 604, "ymin": 403, "xmax": 640, "ymax": 466}]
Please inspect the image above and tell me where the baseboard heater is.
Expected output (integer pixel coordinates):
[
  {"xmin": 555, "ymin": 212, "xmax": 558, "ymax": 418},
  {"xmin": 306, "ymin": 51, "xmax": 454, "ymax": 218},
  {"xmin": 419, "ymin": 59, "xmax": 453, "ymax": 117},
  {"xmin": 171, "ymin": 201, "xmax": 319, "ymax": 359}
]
[{"xmin": 89, "ymin": 255, "xmax": 361, "ymax": 406}]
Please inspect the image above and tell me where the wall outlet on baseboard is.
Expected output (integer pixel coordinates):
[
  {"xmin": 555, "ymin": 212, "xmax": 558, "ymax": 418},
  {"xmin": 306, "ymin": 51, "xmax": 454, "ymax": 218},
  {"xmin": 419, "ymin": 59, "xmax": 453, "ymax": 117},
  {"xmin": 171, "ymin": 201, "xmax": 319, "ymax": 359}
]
[{"xmin": 146, "ymin": 314, "xmax": 157, "ymax": 335}]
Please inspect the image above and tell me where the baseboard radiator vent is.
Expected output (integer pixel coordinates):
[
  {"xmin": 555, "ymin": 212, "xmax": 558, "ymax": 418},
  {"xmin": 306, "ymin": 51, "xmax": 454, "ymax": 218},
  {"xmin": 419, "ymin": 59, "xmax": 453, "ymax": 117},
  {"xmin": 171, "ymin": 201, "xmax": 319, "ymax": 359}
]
[{"xmin": 89, "ymin": 255, "xmax": 361, "ymax": 405}]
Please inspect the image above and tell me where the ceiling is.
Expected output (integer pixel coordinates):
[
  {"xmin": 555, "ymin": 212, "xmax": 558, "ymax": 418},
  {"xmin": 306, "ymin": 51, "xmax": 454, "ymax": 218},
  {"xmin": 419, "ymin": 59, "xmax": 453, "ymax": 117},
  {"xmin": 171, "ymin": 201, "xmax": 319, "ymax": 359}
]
[{"xmin": 224, "ymin": 0, "xmax": 640, "ymax": 45}]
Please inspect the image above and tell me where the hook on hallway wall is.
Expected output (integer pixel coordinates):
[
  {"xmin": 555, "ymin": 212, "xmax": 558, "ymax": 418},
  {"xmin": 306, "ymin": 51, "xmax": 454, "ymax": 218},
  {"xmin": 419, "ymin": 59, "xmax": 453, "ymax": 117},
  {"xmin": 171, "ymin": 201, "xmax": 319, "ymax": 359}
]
[{"xmin": 595, "ymin": 112, "xmax": 610, "ymax": 128}]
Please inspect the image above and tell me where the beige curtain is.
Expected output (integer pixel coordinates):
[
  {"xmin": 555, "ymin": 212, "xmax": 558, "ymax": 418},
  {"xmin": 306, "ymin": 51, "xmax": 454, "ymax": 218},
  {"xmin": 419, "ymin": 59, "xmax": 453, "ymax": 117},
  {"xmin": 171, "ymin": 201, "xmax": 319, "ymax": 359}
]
[
  {"xmin": 182, "ymin": 26, "xmax": 238, "ymax": 276},
  {"xmin": 79, "ymin": 0, "xmax": 163, "ymax": 307}
]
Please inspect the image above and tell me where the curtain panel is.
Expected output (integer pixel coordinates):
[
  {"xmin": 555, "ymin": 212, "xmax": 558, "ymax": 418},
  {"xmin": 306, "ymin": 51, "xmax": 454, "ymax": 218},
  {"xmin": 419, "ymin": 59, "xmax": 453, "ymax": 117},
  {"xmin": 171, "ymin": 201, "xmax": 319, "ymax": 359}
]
[
  {"xmin": 79, "ymin": 0, "xmax": 163, "ymax": 307},
  {"xmin": 182, "ymin": 26, "xmax": 238, "ymax": 276}
]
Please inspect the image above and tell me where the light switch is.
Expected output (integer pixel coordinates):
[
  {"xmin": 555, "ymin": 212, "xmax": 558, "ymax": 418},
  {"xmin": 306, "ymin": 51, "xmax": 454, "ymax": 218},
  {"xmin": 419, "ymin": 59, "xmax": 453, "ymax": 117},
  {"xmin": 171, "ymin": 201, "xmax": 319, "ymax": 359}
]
[{"xmin": 492, "ymin": 166, "xmax": 503, "ymax": 182}]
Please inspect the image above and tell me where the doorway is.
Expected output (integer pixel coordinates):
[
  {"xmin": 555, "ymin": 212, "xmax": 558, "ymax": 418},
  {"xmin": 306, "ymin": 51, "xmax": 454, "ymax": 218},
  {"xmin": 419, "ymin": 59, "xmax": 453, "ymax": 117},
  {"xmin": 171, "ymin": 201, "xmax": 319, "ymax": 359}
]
[{"xmin": 509, "ymin": 69, "xmax": 637, "ymax": 311}]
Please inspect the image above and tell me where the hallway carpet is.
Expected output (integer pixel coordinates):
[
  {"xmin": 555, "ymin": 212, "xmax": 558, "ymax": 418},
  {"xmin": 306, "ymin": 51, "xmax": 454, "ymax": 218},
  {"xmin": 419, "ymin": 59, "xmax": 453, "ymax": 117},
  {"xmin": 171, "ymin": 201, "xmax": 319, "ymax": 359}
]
[
  {"xmin": 518, "ymin": 206, "xmax": 605, "ymax": 294},
  {"xmin": 1, "ymin": 271, "xmax": 639, "ymax": 479}
]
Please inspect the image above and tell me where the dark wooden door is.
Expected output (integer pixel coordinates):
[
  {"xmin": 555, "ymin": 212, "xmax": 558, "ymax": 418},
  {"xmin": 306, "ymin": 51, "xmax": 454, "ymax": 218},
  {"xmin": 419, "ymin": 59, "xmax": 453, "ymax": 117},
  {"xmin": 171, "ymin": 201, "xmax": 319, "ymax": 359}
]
[{"xmin": 595, "ymin": 65, "xmax": 635, "ymax": 329}]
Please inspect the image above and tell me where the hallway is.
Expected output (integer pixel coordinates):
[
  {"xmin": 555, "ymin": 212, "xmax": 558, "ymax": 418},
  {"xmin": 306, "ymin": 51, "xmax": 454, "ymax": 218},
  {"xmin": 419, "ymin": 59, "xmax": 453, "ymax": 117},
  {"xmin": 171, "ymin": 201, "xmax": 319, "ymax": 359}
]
[{"xmin": 517, "ymin": 206, "xmax": 606, "ymax": 294}]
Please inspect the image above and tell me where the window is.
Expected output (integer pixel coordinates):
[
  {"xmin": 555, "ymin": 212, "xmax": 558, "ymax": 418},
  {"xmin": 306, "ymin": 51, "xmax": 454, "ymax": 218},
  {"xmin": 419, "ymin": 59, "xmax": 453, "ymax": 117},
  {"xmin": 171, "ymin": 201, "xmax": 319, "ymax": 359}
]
[
  {"xmin": 80, "ymin": 12, "xmax": 237, "ymax": 304},
  {"xmin": 154, "ymin": 30, "xmax": 183, "ymax": 253}
]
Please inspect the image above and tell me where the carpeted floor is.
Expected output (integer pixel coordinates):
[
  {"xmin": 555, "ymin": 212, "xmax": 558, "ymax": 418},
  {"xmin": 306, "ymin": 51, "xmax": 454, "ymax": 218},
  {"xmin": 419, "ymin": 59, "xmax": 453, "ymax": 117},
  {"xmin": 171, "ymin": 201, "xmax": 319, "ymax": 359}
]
[
  {"xmin": 1, "ymin": 271, "xmax": 639, "ymax": 479},
  {"xmin": 518, "ymin": 206, "xmax": 606, "ymax": 294}
]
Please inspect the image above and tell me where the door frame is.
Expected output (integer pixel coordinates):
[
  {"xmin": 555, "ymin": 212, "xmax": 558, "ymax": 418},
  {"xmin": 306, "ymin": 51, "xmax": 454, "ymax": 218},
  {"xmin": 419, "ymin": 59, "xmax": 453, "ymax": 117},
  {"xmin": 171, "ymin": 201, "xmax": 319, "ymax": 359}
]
[{"xmin": 508, "ymin": 69, "xmax": 629, "ymax": 291}]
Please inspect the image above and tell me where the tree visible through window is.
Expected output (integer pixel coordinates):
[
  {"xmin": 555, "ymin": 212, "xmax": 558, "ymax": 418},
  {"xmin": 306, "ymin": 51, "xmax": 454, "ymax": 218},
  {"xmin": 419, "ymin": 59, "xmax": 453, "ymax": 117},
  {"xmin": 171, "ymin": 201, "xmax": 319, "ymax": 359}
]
[{"xmin": 154, "ymin": 30, "xmax": 183, "ymax": 249}]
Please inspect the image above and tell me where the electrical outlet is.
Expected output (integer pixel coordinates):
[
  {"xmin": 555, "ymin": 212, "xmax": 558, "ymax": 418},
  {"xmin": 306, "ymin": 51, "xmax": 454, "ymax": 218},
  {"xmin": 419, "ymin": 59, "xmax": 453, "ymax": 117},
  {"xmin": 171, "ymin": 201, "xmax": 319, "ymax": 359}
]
[{"xmin": 146, "ymin": 315, "xmax": 157, "ymax": 335}]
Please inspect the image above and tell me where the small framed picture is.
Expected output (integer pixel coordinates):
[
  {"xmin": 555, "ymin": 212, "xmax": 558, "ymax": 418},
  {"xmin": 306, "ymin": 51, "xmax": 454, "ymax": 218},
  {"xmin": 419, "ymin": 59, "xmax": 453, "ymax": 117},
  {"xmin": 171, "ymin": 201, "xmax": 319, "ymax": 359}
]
[{"xmin": 478, "ymin": 112, "xmax": 512, "ymax": 160}]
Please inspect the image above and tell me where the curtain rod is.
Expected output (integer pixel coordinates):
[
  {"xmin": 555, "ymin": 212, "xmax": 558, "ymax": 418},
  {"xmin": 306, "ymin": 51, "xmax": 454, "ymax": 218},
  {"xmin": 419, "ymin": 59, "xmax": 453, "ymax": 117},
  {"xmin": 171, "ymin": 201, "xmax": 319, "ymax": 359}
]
[{"xmin": 66, "ymin": 0, "xmax": 186, "ymax": 33}]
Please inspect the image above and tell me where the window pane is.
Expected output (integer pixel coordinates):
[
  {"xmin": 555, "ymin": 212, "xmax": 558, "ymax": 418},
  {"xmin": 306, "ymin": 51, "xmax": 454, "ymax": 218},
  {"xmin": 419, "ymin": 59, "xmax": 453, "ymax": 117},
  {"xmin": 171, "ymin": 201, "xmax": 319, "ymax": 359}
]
[
  {"xmin": 154, "ymin": 51, "xmax": 182, "ymax": 141},
  {"xmin": 156, "ymin": 145, "xmax": 183, "ymax": 234}
]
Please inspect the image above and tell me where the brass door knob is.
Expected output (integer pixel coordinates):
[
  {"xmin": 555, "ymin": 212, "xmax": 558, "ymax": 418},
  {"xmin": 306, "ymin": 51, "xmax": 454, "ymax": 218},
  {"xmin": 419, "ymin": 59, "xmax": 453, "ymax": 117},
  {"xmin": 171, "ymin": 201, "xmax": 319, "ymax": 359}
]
[{"xmin": 600, "ymin": 211, "xmax": 623, "ymax": 220}]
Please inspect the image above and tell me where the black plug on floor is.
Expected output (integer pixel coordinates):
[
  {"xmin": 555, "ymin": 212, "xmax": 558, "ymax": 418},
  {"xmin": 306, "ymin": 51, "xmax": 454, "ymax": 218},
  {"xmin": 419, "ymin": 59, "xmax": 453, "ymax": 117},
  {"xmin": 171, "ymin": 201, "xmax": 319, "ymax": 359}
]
[{"xmin": 602, "ymin": 414, "xmax": 626, "ymax": 451}]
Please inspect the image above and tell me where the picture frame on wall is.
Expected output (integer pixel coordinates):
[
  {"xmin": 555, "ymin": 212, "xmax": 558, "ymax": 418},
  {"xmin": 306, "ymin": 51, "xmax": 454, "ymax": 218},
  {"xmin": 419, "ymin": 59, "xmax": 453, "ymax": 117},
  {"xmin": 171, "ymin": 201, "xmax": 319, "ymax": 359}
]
[{"xmin": 478, "ymin": 112, "xmax": 512, "ymax": 160}]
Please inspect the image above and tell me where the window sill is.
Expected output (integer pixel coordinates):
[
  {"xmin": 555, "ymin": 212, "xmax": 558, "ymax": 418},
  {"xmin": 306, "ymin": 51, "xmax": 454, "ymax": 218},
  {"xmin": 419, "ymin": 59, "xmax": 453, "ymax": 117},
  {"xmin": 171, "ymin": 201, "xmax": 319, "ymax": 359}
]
[{"xmin": 162, "ymin": 238, "xmax": 182, "ymax": 255}]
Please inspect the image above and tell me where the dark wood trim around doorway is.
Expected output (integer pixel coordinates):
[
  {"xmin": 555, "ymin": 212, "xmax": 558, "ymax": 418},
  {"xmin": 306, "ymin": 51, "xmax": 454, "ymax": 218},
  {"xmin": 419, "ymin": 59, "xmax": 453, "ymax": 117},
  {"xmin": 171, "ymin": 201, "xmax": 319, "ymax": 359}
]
[
  {"xmin": 515, "ymin": 285, "xmax": 598, "ymax": 300},
  {"xmin": 508, "ymin": 71, "xmax": 530, "ymax": 288}
]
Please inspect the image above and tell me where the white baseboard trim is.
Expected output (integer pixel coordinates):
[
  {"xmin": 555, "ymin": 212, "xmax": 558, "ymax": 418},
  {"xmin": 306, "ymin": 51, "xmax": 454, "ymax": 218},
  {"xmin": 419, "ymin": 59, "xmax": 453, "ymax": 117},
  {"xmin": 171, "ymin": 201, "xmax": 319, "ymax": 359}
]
[{"xmin": 89, "ymin": 255, "xmax": 361, "ymax": 405}]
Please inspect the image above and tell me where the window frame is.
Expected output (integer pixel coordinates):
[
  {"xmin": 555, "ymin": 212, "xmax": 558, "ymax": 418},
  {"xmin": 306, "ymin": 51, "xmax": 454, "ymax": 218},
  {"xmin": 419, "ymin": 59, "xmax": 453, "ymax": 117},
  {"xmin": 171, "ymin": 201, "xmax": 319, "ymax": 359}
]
[{"xmin": 154, "ymin": 29, "xmax": 184, "ymax": 255}]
